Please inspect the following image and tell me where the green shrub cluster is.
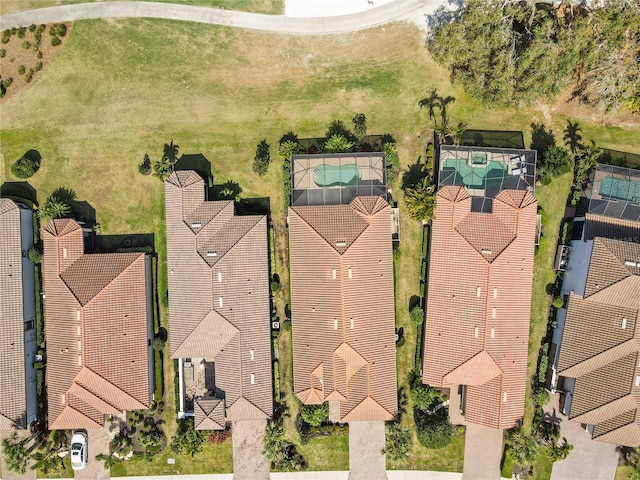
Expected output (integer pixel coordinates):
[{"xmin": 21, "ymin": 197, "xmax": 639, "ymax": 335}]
[
  {"xmin": 252, "ymin": 139, "xmax": 271, "ymax": 176},
  {"xmin": 11, "ymin": 151, "xmax": 41, "ymax": 178}
]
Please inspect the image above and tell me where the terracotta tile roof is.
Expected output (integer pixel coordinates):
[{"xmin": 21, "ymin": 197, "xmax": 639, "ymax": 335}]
[
  {"xmin": 289, "ymin": 197, "xmax": 397, "ymax": 422},
  {"xmin": 165, "ymin": 171, "xmax": 273, "ymax": 424},
  {"xmin": 423, "ymin": 186, "xmax": 538, "ymax": 429},
  {"xmin": 0, "ymin": 199, "xmax": 31, "ymax": 429},
  {"xmin": 584, "ymin": 213, "xmax": 640, "ymax": 242},
  {"xmin": 43, "ymin": 219, "xmax": 151, "ymax": 430},
  {"xmin": 557, "ymin": 237, "xmax": 640, "ymax": 446},
  {"xmin": 194, "ymin": 397, "xmax": 225, "ymax": 430}
]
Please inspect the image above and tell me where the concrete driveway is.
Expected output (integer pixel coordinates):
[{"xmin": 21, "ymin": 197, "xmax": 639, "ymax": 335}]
[
  {"xmin": 348, "ymin": 421, "xmax": 386, "ymax": 480},
  {"xmin": 462, "ymin": 424, "xmax": 503, "ymax": 480},
  {"xmin": 74, "ymin": 426, "xmax": 111, "ymax": 480},
  {"xmin": 232, "ymin": 419, "xmax": 269, "ymax": 480}
]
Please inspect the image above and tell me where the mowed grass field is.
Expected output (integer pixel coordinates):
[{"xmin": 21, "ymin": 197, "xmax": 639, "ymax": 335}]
[
  {"xmin": 0, "ymin": 0, "xmax": 283, "ymax": 15},
  {"xmin": 2, "ymin": 17, "xmax": 639, "ymax": 474}
]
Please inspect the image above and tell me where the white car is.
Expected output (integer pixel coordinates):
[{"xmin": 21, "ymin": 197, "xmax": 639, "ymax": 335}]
[{"xmin": 70, "ymin": 432, "xmax": 87, "ymax": 471}]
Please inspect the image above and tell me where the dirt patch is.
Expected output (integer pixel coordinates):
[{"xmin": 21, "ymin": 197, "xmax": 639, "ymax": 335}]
[{"xmin": 0, "ymin": 22, "xmax": 71, "ymax": 101}]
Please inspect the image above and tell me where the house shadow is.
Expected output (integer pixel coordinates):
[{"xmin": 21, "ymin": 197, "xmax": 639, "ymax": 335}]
[
  {"xmin": 91, "ymin": 233, "xmax": 155, "ymax": 255},
  {"xmin": 1, "ymin": 181, "xmax": 38, "ymax": 206},
  {"xmin": 174, "ymin": 153, "xmax": 213, "ymax": 186},
  {"xmin": 71, "ymin": 200, "xmax": 96, "ymax": 227},
  {"xmin": 236, "ymin": 197, "xmax": 271, "ymax": 216}
]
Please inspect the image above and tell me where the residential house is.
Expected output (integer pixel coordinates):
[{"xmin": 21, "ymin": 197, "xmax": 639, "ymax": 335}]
[
  {"xmin": 165, "ymin": 170, "xmax": 272, "ymax": 429},
  {"xmin": 43, "ymin": 219, "xmax": 154, "ymax": 429},
  {"xmin": 0, "ymin": 199, "xmax": 37, "ymax": 430}
]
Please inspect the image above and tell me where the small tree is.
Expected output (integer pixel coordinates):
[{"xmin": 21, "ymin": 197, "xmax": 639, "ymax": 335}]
[
  {"xmin": 171, "ymin": 418, "xmax": 205, "ymax": 457},
  {"xmin": 414, "ymin": 408, "xmax": 452, "ymax": 449},
  {"xmin": 385, "ymin": 422, "xmax": 412, "ymax": 462},
  {"xmin": 138, "ymin": 153, "xmax": 152, "ymax": 175},
  {"xmin": 300, "ymin": 403, "xmax": 329, "ymax": 427},
  {"xmin": 163, "ymin": 140, "xmax": 179, "ymax": 170},
  {"xmin": 549, "ymin": 437, "xmax": 573, "ymax": 462},
  {"xmin": 384, "ymin": 142, "xmax": 399, "ymax": 183},
  {"xmin": 252, "ymin": 140, "xmax": 271, "ymax": 176},
  {"xmin": 410, "ymin": 306, "xmax": 424, "ymax": 325},
  {"xmin": 1, "ymin": 432, "xmax": 30, "ymax": 474},
  {"xmin": 404, "ymin": 178, "xmax": 436, "ymax": 221},
  {"xmin": 352, "ymin": 113, "xmax": 367, "ymax": 139},
  {"xmin": 323, "ymin": 134, "xmax": 353, "ymax": 153},
  {"xmin": 152, "ymin": 336, "xmax": 165, "ymax": 352},
  {"xmin": 541, "ymin": 145, "xmax": 572, "ymax": 177},
  {"xmin": 411, "ymin": 383, "xmax": 438, "ymax": 411},
  {"xmin": 28, "ymin": 247, "xmax": 42, "ymax": 264},
  {"xmin": 38, "ymin": 194, "xmax": 71, "ymax": 223},
  {"xmin": 278, "ymin": 140, "xmax": 298, "ymax": 160},
  {"xmin": 152, "ymin": 157, "xmax": 171, "ymax": 181},
  {"xmin": 506, "ymin": 429, "xmax": 538, "ymax": 468}
]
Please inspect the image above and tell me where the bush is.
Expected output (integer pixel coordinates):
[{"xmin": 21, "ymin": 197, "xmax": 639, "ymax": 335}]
[
  {"xmin": 300, "ymin": 403, "xmax": 328, "ymax": 427},
  {"xmin": 552, "ymin": 297, "xmax": 564, "ymax": 309},
  {"xmin": 323, "ymin": 134, "xmax": 353, "ymax": 153},
  {"xmin": 37, "ymin": 50, "xmax": 43, "ymax": 59},
  {"xmin": 11, "ymin": 153, "xmax": 40, "ymax": 179},
  {"xmin": 270, "ymin": 281, "xmax": 280, "ymax": 293},
  {"xmin": 414, "ymin": 408, "xmax": 452, "ymax": 449},
  {"xmin": 283, "ymin": 319, "xmax": 292, "ymax": 331},
  {"xmin": 170, "ymin": 418, "xmax": 205, "ymax": 457},
  {"xmin": 538, "ymin": 343, "xmax": 550, "ymax": 384},
  {"xmin": 542, "ymin": 145, "xmax": 572, "ymax": 177},
  {"xmin": 384, "ymin": 142, "xmax": 399, "ymax": 183},
  {"xmin": 28, "ymin": 247, "xmax": 42, "ymax": 264},
  {"xmin": 22, "ymin": 40, "xmax": 30, "ymax": 49},
  {"xmin": 28, "ymin": 24, "xmax": 36, "ymax": 32},
  {"xmin": 411, "ymin": 382, "xmax": 439, "ymax": 411},
  {"xmin": 17, "ymin": 27, "xmax": 26, "ymax": 38},
  {"xmin": 49, "ymin": 24, "xmax": 67, "ymax": 37},
  {"xmin": 208, "ymin": 429, "xmax": 231, "ymax": 444},
  {"xmin": 252, "ymin": 139, "xmax": 270, "ymax": 176},
  {"xmin": 385, "ymin": 422, "xmax": 412, "ymax": 462},
  {"xmin": 278, "ymin": 139, "xmax": 299, "ymax": 159},
  {"xmin": 396, "ymin": 336, "xmax": 406, "ymax": 347},
  {"xmin": 410, "ymin": 306, "xmax": 424, "ymax": 325},
  {"xmin": 17, "ymin": 65, "xmax": 25, "ymax": 74},
  {"xmin": 24, "ymin": 69, "xmax": 33, "ymax": 83},
  {"xmin": 138, "ymin": 153, "xmax": 152, "ymax": 175},
  {"xmin": 152, "ymin": 336, "xmax": 165, "ymax": 352},
  {"xmin": 534, "ymin": 387, "xmax": 550, "ymax": 407},
  {"xmin": 37, "ymin": 24, "xmax": 46, "ymax": 33},
  {"xmin": 50, "ymin": 37, "xmax": 61, "ymax": 47},
  {"xmin": 35, "ymin": 62, "xmax": 42, "ymax": 72},
  {"xmin": 539, "ymin": 173, "xmax": 552, "ymax": 185},
  {"xmin": 0, "ymin": 49, "xmax": 6, "ymax": 58}
]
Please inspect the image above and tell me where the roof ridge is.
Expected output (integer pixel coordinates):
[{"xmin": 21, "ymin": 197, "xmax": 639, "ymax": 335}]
[
  {"xmin": 559, "ymin": 339, "xmax": 637, "ymax": 378},
  {"xmin": 78, "ymin": 253, "xmax": 144, "ymax": 307},
  {"xmin": 75, "ymin": 367, "xmax": 146, "ymax": 411},
  {"xmin": 293, "ymin": 207, "xmax": 370, "ymax": 255}
]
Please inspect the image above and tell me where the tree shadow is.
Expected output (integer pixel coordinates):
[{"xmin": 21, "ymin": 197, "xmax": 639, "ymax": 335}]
[
  {"xmin": 409, "ymin": 295, "xmax": 421, "ymax": 310},
  {"xmin": 92, "ymin": 233, "xmax": 155, "ymax": 254},
  {"xmin": 541, "ymin": 408, "xmax": 562, "ymax": 426},
  {"xmin": 174, "ymin": 153, "xmax": 212, "ymax": 186},
  {"xmin": 209, "ymin": 180, "xmax": 242, "ymax": 201},
  {"xmin": 401, "ymin": 158, "xmax": 427, "ymax": 191},
  {"xmin": 1, "ymin": 181, "xmax": 38, "ymax": 206},
  {"xmin": 530, "ymin": 122, "xmax": 556, "ymax": 157}
]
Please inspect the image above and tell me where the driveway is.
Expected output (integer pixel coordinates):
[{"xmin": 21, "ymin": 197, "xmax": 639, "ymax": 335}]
[
  {"xmin": 462, "ymin": 424, "xmax": 503, "ymax": 480},
  {"xmin": 232, "ymin": 419, "xmax": 269, "ymax": 480},
  {"xmin": 348, "ymin": 421, "xmax": 386, "ymax": 480},
  {"xmin": 74, "ymin": 426, "xmax": 111, "ymax": 480},
  {"xmin": 0, "ymin": 429, "xmax": 35, "ymax": 480},
  {"xmin": 0, "ymin": 0, "xmax": 444, "ymax": 33}
]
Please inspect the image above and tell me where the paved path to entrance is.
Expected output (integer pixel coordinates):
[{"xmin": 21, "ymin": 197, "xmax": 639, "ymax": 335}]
[
  {"xmin": 462, "ymin": 424, "xmax": 503, "ymax": 480},
  {"xmin": 231, "ymin": 419, "xmax": 269, "ymax": 480},
  {"xmin": 348, "ymin": 421, "xmax": 387, "ymax": 480},
  {"xmin": 0, "ymin": 0, "xmax": 442, "ymax": 32}
]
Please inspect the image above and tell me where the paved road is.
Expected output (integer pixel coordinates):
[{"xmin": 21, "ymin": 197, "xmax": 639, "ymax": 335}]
[{"xmin": 0, "ymin": 0, "xmax": 438, "ymax": 33}]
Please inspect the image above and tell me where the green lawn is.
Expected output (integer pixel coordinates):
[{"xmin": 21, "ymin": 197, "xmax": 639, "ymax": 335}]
[
  {"xmin": 2, "ymin": 16, "xmax": 639, "ymax": 475},
  {"xmin": 298, "ymin": 435, "xmax": 350, "ymax": 471},
  {"xmin": 0, "ymin": 0, "xmax": 283, "ymax": 15}
]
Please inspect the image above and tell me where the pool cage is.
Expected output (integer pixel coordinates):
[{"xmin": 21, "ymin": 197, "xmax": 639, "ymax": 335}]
[
  {"xmin": 437, "ymin": 145, "xmax": 536, "ymax": 212},
  {"xmin": 290, "ymin": 152, "xmax": 387, "ymax": 207},
  {"xmin": 587, "ymin": 164, "xmax": 640, "ymax": 222}
]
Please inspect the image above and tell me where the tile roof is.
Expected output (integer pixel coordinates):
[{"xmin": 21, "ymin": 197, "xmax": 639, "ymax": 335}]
[
  {"xmin": 165, "ymin": 171, "xmax": 273, "ymax": 424},
  {"xmin": 194, "ymin": 397, "xmax": 225, "ymax": 430},
  {"xmin": 422, "ymin": 186, "xmax": 538, "ymax": 429},
  {"xmin": 584, "ymin": 213, "xmax": 640, "ymax": 242},
  {"xmin": 288, "ymin": 196, "xmax": 397, "ymax": 422},
  {"xmin": 0, "ymin": 199, "xmax": 31, "ymax": 429},
  {"xmin": 557, "ymin": 237, "xmax": 640, "ymax": 446},
  {"xmin": 43, "ymin": 219, "xmax": 151, "ymax": 430}
]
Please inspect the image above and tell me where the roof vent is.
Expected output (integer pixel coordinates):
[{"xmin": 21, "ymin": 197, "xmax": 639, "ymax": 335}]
[
  {"xmin": 336, "ymin": 241, "xmax": 347, "ymax": 247},
  {"xmin": 334, "ymin": 319, "xmax": 338, "ymax": 330},
  {"xmin": 474, "ymin": 326, "xmax": 479, "ymax": 338},
  {"xmin": 191, "ymin": 223, "xmax": 202, "ymax": 228},
  {"xmin": 503, "ymin": 392, "xmax": 508, "ymax": 402},
  {"xmin": 481, "ymin": 249, "xmax": 492, "ymax": 255},
  {"xmin": 348, "ymin": 268, "xmax": 353, "ymax": 279},
  {"xmin": 625, "ymin": 260, "xmax": 638, "ymax": 267},
  {"xmin": 332, "ymin": 269, "xmax": 337, "ymax": 280},
  {"xmin": 251, "ymin": 373, "xmax": 255, "ymax": 385},
  {"xmin": 250, "ymin": 349, "xmax": 254, "ymax": 361},
  {"xmin": 491, "ymin": 328, "xmax": 495, "ymax": 338},
  {"xmin": 218, "ymin": 272, "xmax": 222, "ymax": 282},
  {"xmin": 622, "ymin": 318, "xmax": 628, "ymax": 329},
  {"xmin": 207, "ymin": 251, "xmax": 218, "ymax": 257}
]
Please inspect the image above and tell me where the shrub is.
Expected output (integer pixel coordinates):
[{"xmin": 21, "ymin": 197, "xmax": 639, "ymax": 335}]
[
  {"xmin": 542, "ymin": 145, "xmax": 572, "ymax": 177},
  {"xmin": 410, "ymin": 306, "xmax": 424, "ymax": 325},
  {"xmin": 538, "ymin": 343, "xmax": 550, "ymax": 384},
  {"xmin": 283, "ymin": 319, "xmax": 292, "ymax": 331},
  {"xmin": 534, "ymin": 387, "xmax": 550, "ymax": 407},
  {"xmin": 49, "ymin": 24, "xmax": 67, "ymax": 37},
  {"xmin": 323, "ymin": 134, "xmax": 353, "ymax": 153},
  {"xmin": 411, "ymin": 382, "xmax": 439, "ymax": 411},
  {"xmin": 0, "ymin": 49, "xmax": 5, "ymax": 58},
  {"xmin": 270, "ymin": 281, "xmax": 280, "ymax": 293},
  {"xmin": 37, "ymin": 24, "xmax": 46, "ymax": 33},
  {"xmin": 385, "ymin": 422, "xmax": 412, "ymax": 462},
  {"xmin": 1, "ymin": 36, "xmax": 8, "ymax": 44},
  {"xmin": 11, "ymin": 152, "xmax": 40, "ymax": 178},
  {"xmin": 21, "ymin": 40, "xmax": 30, "ymax": 49},
  {"xmin": 17, "ymin": 27, "xmax": 26, "ymax": 38},
  {"xmin": 252, "ymin": 139, "xmax": 271, "ymax": 176},
  {"xmin": 552, "ymin": 297, "xmax": 564, "ymax": 309},
  {"xmin": 278, "ymin": 139, "xmax": 299, "ymax": 159},
  {"xmin": 300, "ymin": 403, "xmax": 328, "ymax": 427},
  {"xmin": 396, "ymin": 336, "xmax": 406, "ymax": 347},
  {"xmin": 17, "ymin": 65, "xmax": 25, "ymax": 74},
  {"xmin": 50, "ymin": 37, "xmax": 61, "ymax": 47},
  {"xmin": 414, "ymin": 408, "xmax": 452, "ymax": 449},
  {"xmin": 384, "ymin": 142, "xmax": 400, "ymax": 183},
  {"xmin": 37, "ymin": 50, "xmax": 43, "ymax": 59},
  {"xmin": 28, "ymin": 247, "xmax": 42, "ymax": 264},
  {"xmin": 208, "ymin": 429, "xmax": 231, "ymax": 444},
  {"xmin": 28, "ymin": 24, "xmax": 36, "ymax": 32},
  {"xmin": 35, "ymin": 62, "xmax": 42, "ymax": 72},
  {"xmin": 539, "ymin": 172, "xmax": 552, "ymax": 185},
  {"xmin": 170, "ymin": 418, "xmax": 205, "ymax": 457},
  {"xmin": 152, "ymin": 336, "xmax": 165, "ymax": 352},
  {"xmin": 138, "ymin": 153, "xmax": 152, "ymax": 175},
  {"xmin": 24, "ymin": 69, "xmax": 33, "ymax": 83}
]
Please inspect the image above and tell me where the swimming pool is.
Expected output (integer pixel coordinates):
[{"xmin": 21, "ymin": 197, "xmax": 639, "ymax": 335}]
[
  {"xmin": 599, "ymin": 176, "xmax": 640, "ymax": 202},
  {"xmin": 441, "ymin": 158, "xmax": 507, "ymax": 189},
  {"xmin": 313, "ymin": 163, "xmax": 362, "ymax": 187}
]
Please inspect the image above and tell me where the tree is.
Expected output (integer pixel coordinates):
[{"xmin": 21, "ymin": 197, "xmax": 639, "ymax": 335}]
[
  {"xmin": 414, "ymin": 408, "xmax": 452, "ymax": 449},
  {"xmin": 138, "ymin": 424, "xmax": 164, "ymax": 455},
  {"xmin": 352, "ymin": 113, "xmax": 367, "ymax": 139},
  {"xmin": 410, "ymin": 306, "xmax": 424, "ymax": 325},
  {"xmin": 448, "ymin": 121, "xmax": 468, "ymax": 146},
  {"xmin": 563, "ymin": 120, "xmax": 583, "ymax": 155},
  {"xmin": 252, "ymin": 139, "xmax": 271, "ymax": 176},
  {"xmin": 138, "ymin": 153, "xmax": 152, "ymax": 175},
  {"xmin": 506, "ymin": 429, "xmax": 538, "ymax": 468},
  {"xmin": 411, "ymin": 382, "xmax": 438, "ymax": 411},
  {"xmin": 170, "ymin": 418, "xmax": 205, "ymax": 457},
  {"xmin": 1, "ymin": 432, "xmax": 30, "ymax": 474},
  {"xmin": 28, "ymin": 247, "xmax": 42, "ymax": 264},
  {"xmin": 38, "ymin": 194, "xmax": 71, "ymax": 223},
  {"xmin": 383, "ymin": 142, "xmax": 400, "ymax": 183},
  {"xmin": 385, "ymin": 422, "xmax": 413, "ymax": 462},
  {"xmin": 541, "ymin": 145, "xmax": 572, "ymax": 177},
  {"xmin": 31, "ymin": 430, "xmax": 66, "ymax": 476},
  {"xmin": 11, "ymin": 153, "xmax": 40, "ymax": 178},
  {"xmin": 152, "ymin": 157, "xmax": 171, "ymax": 181},
  {"xmin": 404, "ymin": 178, "xmax": 436, "ymax": 221},
  {"xmin": 323, "ymin": 134, "xmax": 353, "ymax": 153},
  {"xmin": 548, "ymin": 437, "xmax": 573, "ymax": 462},
  {"xmin": 263, "ymin": 419, "xmax": 306, "ymax": 471},
  {"xmin": 152, "ymin": 336, "xmax": 165, "ymax": 352},
  {"xmin": 325, "ymin": 120, "xmax": 354, "ymax": 142},
  {"xmin": 95, "ymin": 452, "xmax": 118, "ymax": 469},
  {"xmin": 300, "ymin": 403, "xmax": 328, "ymax": 427}
]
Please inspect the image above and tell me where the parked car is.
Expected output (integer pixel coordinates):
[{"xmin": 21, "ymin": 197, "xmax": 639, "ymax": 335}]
[{"xmin": 70, "ymin": 431, "xmax": 87, "ymax": 471}]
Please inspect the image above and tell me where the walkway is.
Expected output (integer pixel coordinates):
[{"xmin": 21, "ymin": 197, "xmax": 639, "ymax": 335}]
[{"xmin": 0, "ymin": 0, "xmax": 442, "ymax": 33}]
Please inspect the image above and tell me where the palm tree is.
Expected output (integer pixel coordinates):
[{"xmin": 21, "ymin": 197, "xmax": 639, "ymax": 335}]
[
  {"xmin": 404, "ymin": 178, "xmax": 436, "ymax": 221},
  {"xmin": 263, "ymin": 419, "xmax": 284, "ymax": 464},
  {"xmin": 418, "ymin": 89, "xmax": 441, "ymax": 124},
  {"xmin": 580, "ymin": 140, "xmax": 602, "ymax": 169},
  {"xmin": 37, "ymin": 195, "xmax": 71, "ymax": 223},
  {"xmin": 96, "ymin": 452, "xmax": 119, "ymax": 469},
  {"xmin": 448, "ymin": 121, "xmax": 468, "ymax": 146},
  {"xmin": 563, "ymin": 120, "xmax": 583, "ymax": 155},
  {"xmin": 506, "ymin": 429, "xmax": 538, "ymax": 468},
  {"xmin": 1, "ymin": 432, "xmax": 30, "ymax": 474},
  {"xmin": 434, "ymin": 117, "xmax": 450, "ymax": 145},
  {"xmin": 549, "ymin": 437, "xmax": 573, "ymax": 461},
  {"xmin": 385, "ymin": 422, "xmax": 413, "ymax": 462},
  {"xmin": 30, "ymin": 431, "xmax": 66, "ymax": 476},
  {"xmin": 152, "ymin": 158, "xmax": 171, "ymax": 181}
]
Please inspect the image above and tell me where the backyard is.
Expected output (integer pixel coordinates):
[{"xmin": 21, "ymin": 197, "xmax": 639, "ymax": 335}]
[{"xmin": 1, "ymin": 15, "xmax": 640, "ymax": 476}]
